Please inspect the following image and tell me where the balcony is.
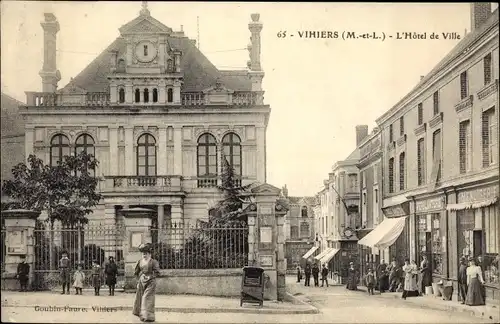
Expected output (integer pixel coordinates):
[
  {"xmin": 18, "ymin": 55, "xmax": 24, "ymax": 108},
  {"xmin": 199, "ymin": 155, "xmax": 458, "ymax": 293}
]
[
  {"xmin": 181, "ymin": 91, "xmax": 259, "ymax": 106},
  {"xmin": 101, "ymin": 175, "xmax": 182, "ymax": 194},
  {"xmin": 25, "ymin": 92, "xmax": 110, "ymax": 107}
]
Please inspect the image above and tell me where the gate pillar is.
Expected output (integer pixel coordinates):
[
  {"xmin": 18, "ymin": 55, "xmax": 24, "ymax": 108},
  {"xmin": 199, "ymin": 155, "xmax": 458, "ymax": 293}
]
[
  {"xmin": 1, "ymin": 209, "xmax": 40, "ymax": 290},
  {"xmin": 120, "ymin": 207, "xmax": 154, "ymax": 291}
]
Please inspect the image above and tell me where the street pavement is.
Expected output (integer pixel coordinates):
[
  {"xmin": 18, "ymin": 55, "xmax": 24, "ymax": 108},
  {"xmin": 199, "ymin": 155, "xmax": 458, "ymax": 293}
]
[{"xmin": 0, "ymin": 277, "xmax": 492, "ymax": 323}]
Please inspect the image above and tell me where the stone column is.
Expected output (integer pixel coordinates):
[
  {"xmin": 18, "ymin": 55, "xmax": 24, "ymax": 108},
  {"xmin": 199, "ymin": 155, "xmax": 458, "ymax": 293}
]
[
  {"xmin": 1, "ymin": 209, "xmax": 40, "ymax": 291},
  {"xmin": 124, "ymin": 126, "xmax": 134, "ymax": 176},
  {"xmin": 245, "ymin": 204, "xmax": 258, "ymax": 265},
  {"xmin": 108, "ymin": 126, "xmax": 118, "ymax": 176},
  {"xmin": 158, "ymin": 127, "xmax": 167, "ymax": 175},
  {"xmin": 275, "ymin": 204, "xmax": 287, "ymax": 301},
  {"xmin": 125, "ymin": 83, "xmax": 133, "ymax": 104},
  {"xmin": 255, "ymin": 127, "xmax": 266, "ymax": 183},
  {"xmin": 170, "ymin": 203, "xmax": 184, "ymax": 249},
  {"xmin": 173, "ymin": 126, "xmax": 183, "ymax": 175},
  {"xmin": 120, "ymin": 207, "xmax": 154, "ymax": 291},
  {"xmin": 173, "ymin": 80, "xmax": 181, "ymax": 105}
]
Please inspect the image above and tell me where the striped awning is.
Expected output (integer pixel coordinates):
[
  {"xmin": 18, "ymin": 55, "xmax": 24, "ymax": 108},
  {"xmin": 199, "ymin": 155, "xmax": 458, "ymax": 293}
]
[
  {"xmin": 314, "ymin": 248, "xmax": 332, "ymax": 261},
  {"xmin": 358, "ymin": 216, "xmax": 407, "ymax": 250},
  {"xmin": 446, "ymin": 197, "xmax": 498, "ymax": 211},
  {"xmin": 319, "ymin": 248, "xmax": 340, "ymax": 265},
  {"xmin": 302, "ymin": 246, "xmax": 318, "ymax": 259}
]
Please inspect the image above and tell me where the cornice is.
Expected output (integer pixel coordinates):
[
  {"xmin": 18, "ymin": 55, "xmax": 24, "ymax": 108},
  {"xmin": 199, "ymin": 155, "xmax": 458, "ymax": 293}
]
[
  {"xmin": 429, "ymin": 112, "xmax": 443, "ymax": 130},
  {"xmin": 414, "ymin": 123, "xmax": 427, "ymax": 137},
  {"xmin": 454, "ymin": 95, "xmax": 473, "ymax": 113},
  {"xmin": 478, "ymin": 79, "xmax": 499, "ymax": 101}
]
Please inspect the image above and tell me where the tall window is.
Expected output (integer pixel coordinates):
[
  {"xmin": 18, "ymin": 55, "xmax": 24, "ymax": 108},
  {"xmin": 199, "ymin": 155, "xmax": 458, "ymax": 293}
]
[
  {"xmin": 389, "ymin": 124, "xmax": 394, "ymax": 143},
  {"xmin": 432, "ymin": 129, "xmax": 442, "ymax": 181},
  {"xmin": 433, "ymin": 91, "xmax": 440, "ymax": 116},
  {"xmin": 460, "ymin": 71, "xmax": 468, "ymax": 100},
  {"xmin": 484, "ymin": 205, "xmax": 499, "ymax": 285},
  {"xmin": 399, "ymin": 116, "xmax": 405, "ymax": 136},
  {"xmin": 119, "ymin": 88, "xmax": 125, "ymax": 103},
  {"xmin": 152, "ymin": 89, "xmax": 158, "ymax": 103},
  {"xmin": 399, "ymin": 152, "xmax": 405, "ymax": 190},
  {"xmin": 75, "ymin": 134, "xmax": 95, "ymax": 175},
  {"xmin": 167, "ymin": 88, "xmax": 173, "ymax": 103},
  {"xmin": 417, "ymin": 138, "xmax": 425, "ymax": 186},
  {"xmin": 50, "ymin": 134, "xmax": 70, "ymax": 166},
  {"xmin": 459, "ymin": 120, "xmax": 472, "ymax": 174},
  {"xmin": 135, "ymin": 89, "xmax": 140, "ymax": 103},
  {"xmin": 431, "ymin": 213, "xmax": 443, "ymax": 275},
  {"xmin": 301, "ymin": 206, "xmax": 308, "ymax": 217},
  {"xmin": 484, "ymin": 53, "xmax": 492, "ymax": 85},
  {"xmin": 197, "ymin": 133, "xmax": 218, "ymax": 177},
  {"xmin": 222, "ymin": 132, "xmax": 242, "ymax": 176},
  {"xmin": 482, "ymin": 108, "xmax": 498, "ymax": 167},
  {"xmin": 388, "ymin": 158, "xmax": 394, "ymax": 193},
  {"xmin": 144, "ymin": 89, "xmax": 149, "ymax": 103},
  {"xmin": 417, "ymin": 103, "xmax": 423, "ymax": 125},
  {"xmin": 136, "ymin": 134, "xmax": 157, "ymax": 176}
]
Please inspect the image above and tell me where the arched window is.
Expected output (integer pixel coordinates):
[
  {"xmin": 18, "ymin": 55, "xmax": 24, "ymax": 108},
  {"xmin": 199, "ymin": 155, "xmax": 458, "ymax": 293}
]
[
  {"xmin": 50, "ymin": 134, "xmax": 70, "ymax": 166},
  {"xmin": 135, "ymin": 89, "xmax": 140, "ymax": 103},
  {"xmin": 197, "ymin": 133, "xmax": 217, "ymax": 178},
  {"xmin": 301, "ymin": 206, "xmax": 308, "ymax": 218},
  {"xmin": 119, "ymin": 88, "xmax": 125, "ymax": 103},
  {"xmin": 137, "ymin": 134, "xmax": 157, "ymax": 176},
  {"xmin": 152, "ymin": 88, "xmax": 158, "ymax": 103},
  {"xmin": 222, "ymin": 133, "xmax": 242, "ymax": 177},
  {"xmin": 75, "ymin": 134, "xmax": 95, "ymax": 157},
  {"xmin": 144, "ymin": 89, "xmax": 149, "ymax": 103},
  {"xmin": 167, "ymin": 88, "xmax": 173, "ymax": 103}
]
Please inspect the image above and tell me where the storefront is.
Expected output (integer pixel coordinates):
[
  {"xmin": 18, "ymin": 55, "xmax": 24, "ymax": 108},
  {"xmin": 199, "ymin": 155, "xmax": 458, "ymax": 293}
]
[
  {"xmin": 412, "ymin": 195, "xmax": 447, "ymax": 282},
  {"xmin": 447, "ymin": 184, "xmax": 499, "ymax": 301},
  {"xmin": 285, "ymin": 241, "xmax": 314, "ymax": 270}
]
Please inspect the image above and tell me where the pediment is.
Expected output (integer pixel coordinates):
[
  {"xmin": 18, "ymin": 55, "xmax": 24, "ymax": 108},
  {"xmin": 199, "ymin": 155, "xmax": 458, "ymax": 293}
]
[
  {"xmin": 119, "ymin": 16, "xmax": 172, "ymax": 35},
  {"xmin": 58, "ymin": 82, "xmax": 87, "ymax": 94},
  {"xmin": 251, "ymin": 183, "xmax": 282, "ymax": 195},
  {"xmin": 202, "ymin": 80, "xmax": 234, "ymax": 94}
]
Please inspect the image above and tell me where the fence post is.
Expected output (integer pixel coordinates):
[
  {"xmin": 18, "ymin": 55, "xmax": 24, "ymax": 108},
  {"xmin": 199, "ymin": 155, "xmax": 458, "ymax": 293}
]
[
  {"xmin": 120, "ymin": 207, "xmax": 154, "ymax": 291},
  {"xmin": 1, "ymin": 209, "xmax": 40, "ymax": 291}
]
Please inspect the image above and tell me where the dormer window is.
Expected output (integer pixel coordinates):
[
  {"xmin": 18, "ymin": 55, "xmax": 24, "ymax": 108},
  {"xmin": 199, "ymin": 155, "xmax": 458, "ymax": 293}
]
[
  {"xmin": 152, "ymin": 88, "xmax": 158, "ymax": 103},
  {"xmin": 144, "ymin": 88, "xmax": 149, "ymax": 103},
  {"xmin": 144, "ymin": 45, "xmax": 148, "ymax": 57}
]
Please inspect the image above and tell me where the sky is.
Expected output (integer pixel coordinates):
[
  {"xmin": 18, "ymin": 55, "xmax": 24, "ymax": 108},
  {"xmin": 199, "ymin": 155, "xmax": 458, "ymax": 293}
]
[{"xmin": 1, "ymin": 2, "xmax": 495, "ymax": 197}]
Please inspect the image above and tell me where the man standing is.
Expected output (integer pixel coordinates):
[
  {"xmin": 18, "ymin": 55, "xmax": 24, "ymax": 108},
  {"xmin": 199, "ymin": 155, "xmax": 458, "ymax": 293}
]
[
  {"xmin": 16, "ymin": 255, "xmax": 30, "ymax": 292},
  {"xmin": 312, "ymin": 263, "xmax": 320, "ymax": 287},
  {"xmin": 321, "ymin": 264, "xmax": 329, "ymax": 287},
  {"xmin": 304, "ymin": 263, "xmax": 312, "ymax": 287},
  {"xmin": 457, "ymin": 256, "xmax": 468, "ymax": 304},
  {"xmin": 377, "ymin": 260, "xmax": 388, "ymax": 293},
  {"xmin": 59, "ymin": 251, "xmax": 71, "ymax": 295},
  {"xmin": 296, "ymin": 264, "xmax": 302, "ymax": 283}
]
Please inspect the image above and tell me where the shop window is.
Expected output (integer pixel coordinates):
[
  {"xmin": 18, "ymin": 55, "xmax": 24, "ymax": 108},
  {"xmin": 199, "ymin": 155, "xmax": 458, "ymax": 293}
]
[
  {"xmin": 484, "ymin": 205, "xmax": 499, "ymax": 286},
  {"xmin": 431, "ymin": 214, "xmax": 443, "ymax": 275}
]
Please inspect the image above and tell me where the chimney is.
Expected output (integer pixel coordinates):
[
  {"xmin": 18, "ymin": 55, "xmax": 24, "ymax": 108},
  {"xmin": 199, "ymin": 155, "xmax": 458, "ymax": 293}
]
[
  {"xmin": 282, "ymin": 185, "xmax": 288, "ymax": 198},
  {"xmin": 355, "ymin": 125, "xmax": 369, "ymax": 146},
  {"xmin": 39, "ymin": 13, "xmax": 61, "ymax": 92},
  {"xmin": 470, "ymin": 3, "xmax": 491, "ymax": 31}
]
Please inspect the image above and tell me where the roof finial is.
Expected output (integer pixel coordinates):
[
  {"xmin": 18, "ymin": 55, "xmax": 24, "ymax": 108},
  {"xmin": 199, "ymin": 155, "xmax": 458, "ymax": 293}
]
[{"xmin": 140, "ymin": 1, "xmax": 150, "ymax": 16}]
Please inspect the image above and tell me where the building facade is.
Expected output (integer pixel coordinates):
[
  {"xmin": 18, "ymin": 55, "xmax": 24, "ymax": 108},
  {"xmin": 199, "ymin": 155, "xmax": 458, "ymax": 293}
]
[
  {"xmin": 372, "ymin": 4, "xmax": 498, "ymax": 301},
  {"xmin": 20, "ymin": 8, "xmax": 270, "ymax": 230}
]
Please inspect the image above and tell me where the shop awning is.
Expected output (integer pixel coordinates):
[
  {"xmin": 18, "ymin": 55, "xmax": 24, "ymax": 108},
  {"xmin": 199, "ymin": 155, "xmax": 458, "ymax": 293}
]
[
  {"xmin": 446, "ymin": 197, "xmax": 498, "ymax": 211},
  {"xmin": 358, "ymin": 216, "xmax": 407, "ymax": 250},
  {"xmin": 314, "ymin": 248, "xmax": 331, "ymax": 261},
  {"xmin": 319, "ymin": 248, "xmax": 340, "ymax": 265},
  {"xmin": 302, "ymin": 246, "xmax": 318, "ymax": 259}
]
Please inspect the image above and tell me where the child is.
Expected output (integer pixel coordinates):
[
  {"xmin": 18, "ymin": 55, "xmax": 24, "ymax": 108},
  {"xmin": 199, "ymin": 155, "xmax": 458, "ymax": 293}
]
[
  {"xmin": 91, "ymin": 259, "xmax": 102, "ymax": 296},
  {"xmin": 73, "ymin": 263, "xmax": 85, "ymax": 295},
  {"xmin": 16, "ymin": 255, "xmax": 30, "ymax": 292},
  {"xmin": 59, "ymin": 251, "xmax": 71, "ymax": 295},
  {"xmin": 365, "ymin": 268, "xmax": 376, "ymax": 295}
]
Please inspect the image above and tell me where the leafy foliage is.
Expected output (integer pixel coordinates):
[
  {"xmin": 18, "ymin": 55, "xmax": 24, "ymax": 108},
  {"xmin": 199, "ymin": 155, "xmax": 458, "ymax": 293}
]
[{"xmin": 2, "ymin": 152, "xmax": 102, "ymax": 225}]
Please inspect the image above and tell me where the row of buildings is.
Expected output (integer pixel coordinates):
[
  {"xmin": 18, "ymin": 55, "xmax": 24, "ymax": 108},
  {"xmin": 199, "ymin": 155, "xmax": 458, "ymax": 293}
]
[{"xmin": 310, "ymin": 3, "xmax": 499, "ymax": 302}]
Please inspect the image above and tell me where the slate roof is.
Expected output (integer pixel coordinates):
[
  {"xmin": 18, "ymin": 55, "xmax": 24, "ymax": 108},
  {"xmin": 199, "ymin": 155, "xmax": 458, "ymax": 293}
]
[
  {"xmin": 61, "ymin": 14, "xmax": 252, "ymax": 93},
  {"xmin": 1, "ymin": 93, "xmax": 25, "ymax": 138}
]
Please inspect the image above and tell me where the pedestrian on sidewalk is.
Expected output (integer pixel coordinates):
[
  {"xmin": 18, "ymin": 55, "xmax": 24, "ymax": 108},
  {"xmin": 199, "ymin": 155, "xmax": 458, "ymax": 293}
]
[
  {"xmin": 419, "ymin": 255, "xmax": 431, "ymax": 296},
  {"xmin": 133, "ymin": 243, "xmax": 160, "ymax": 322},
  {"xmin": 376, "ymin": 260, "xmax": 388, "ymax": 293},
  {"xmin": 91, "ymin": 259, "xmax": 102, "ymax": 296},
  {"xmin": 465, "ymin": 257, "xmax": 485, "ymax": 306},
  {"xmin": 457, "ymin": 256, "xmax": 468, "ymax": 304},
  {"xmin": 364, "ymin": 268, "xmax": 375, "ymax": 295},
  {"xmin": 321, "ymin": 264, "xmax": 329, "ymax": 287},
  {"xmin": 105, "ymin": 256, "xmax": 118, "ymax": 296},
  {"xmin": 401, "ymin": 259, "xmax": 419, "ymax": 300},
  {"xmin": 16, "ymin": 255, "xmax": 30, "ymax": 292},
  {"xmin": 73, "ymin": 263, "xmax": 85, "ymax": 295},
  {"xmin": 296, "ymin": 264, "xmax": 302, "ymax": 283},
  {"xmin": 312, "ymin": 263, "xmax": 320, "ymax": 287},
  {"xmin": 346, "ymin": 262, "xmax": 359, "ymax": 291},
  {"xmin": 59, "ymin": 251, "xmax": 71, "ymax": 295},
  {"xmin": 388, "ymin": 260, "xmax": 401, "ymax": 292},
  {"xmin": 304, "ymin": 263, "xmax": 312, "ymax": 287},
  {"xmin": 477, "ymin": 255, "xmax": 486, "ymax": 303}
]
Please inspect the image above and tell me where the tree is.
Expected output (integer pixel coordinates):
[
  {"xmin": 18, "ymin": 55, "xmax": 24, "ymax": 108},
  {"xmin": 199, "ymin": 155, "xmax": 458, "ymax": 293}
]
[{"xmin": 2, "ymin": 152, "xmax": 102, "ymax": 226}]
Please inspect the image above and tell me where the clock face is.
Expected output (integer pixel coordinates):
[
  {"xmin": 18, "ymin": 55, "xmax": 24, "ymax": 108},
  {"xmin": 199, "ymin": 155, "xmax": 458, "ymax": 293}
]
[
  {"xmin": 344, "ymin": 229, "xmax": 353, "ymax": 237},
  {"xmin": 135, "ymin": 41, "xmax": 157, "ymax": 63}
]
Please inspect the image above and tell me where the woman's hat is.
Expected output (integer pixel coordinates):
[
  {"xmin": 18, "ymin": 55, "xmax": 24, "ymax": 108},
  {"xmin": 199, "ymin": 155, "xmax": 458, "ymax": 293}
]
[
  {"xmin": 468, "ymin": 257, "xmax": 475, "ymax": 262},
  {"xmin": 138, "ymin": 243, "xmax": 152, "ymax": 253},
  {"xmin": 108, "ymin": 256, "xmax": 114, "ymax": 260},
  {"xmin": 349, "ymin": 262, "xmax": 354, "ymax": 265}
]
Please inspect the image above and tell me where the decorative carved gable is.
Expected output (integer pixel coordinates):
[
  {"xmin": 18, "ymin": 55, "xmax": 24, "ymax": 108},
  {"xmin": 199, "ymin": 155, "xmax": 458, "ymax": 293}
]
[
  {"xmin": 119, "ymin": 16, "xmax": 172, "ymax": 35},
  {"xmin": 202, "ymin": 78, "xmax": 235, "ymax": 105},
  {"xmin": 251, "ymin": 183, "xmax": 282, "ymax": 195}
]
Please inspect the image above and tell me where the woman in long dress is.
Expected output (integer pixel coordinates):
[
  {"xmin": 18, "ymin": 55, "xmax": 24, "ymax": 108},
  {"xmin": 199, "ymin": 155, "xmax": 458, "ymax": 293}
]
[
  {"xmin": 402, "ymin": 259, "xmax": 419, "ymax": 299},
  {"xmin": 346, "ymin": 262, "xmax": 359, "ymax": 291},
  {"xmin": 419, "ymin": 255, "xmax": 431, "ymax": 295},
  {"xmin": 465, "ymin": 257, "xmax": 485, "ymax": 306},
  {"xmin": 133, "ymin": 243, "xmax": 160, "ymax": 322}
]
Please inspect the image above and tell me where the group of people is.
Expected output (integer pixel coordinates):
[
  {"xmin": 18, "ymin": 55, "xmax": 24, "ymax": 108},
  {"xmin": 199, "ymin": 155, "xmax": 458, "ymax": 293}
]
[{"xmin": 297, "ymin": 263, "xmax": 330, "ymax": 287}]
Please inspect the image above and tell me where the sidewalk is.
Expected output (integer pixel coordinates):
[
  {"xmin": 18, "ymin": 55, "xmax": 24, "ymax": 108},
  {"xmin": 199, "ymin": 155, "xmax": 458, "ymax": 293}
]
[
  {"xmin": 356, "ymin": 286, "xmax": 499, "ymax": 323},
  {"xmin": 1, "ymin": 290, "xmax": 318, "ymax": 315}
]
